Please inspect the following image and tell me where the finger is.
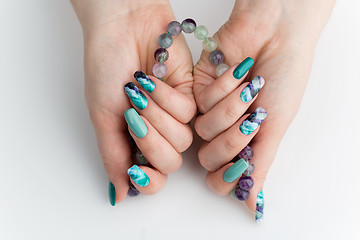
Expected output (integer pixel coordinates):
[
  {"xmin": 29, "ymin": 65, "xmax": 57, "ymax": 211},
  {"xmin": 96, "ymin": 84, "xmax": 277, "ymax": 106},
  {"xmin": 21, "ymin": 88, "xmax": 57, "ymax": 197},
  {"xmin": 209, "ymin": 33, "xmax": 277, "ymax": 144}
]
[
  {"xmin": 133, "ymin": 71, "xmax": 196, "ymax": 123},
  {"xmin": 127, "ymin": 165, "xmax": 168, "ymax": 195},
  {"xmin": 206, "ymin": 162, "xmax": 241, "ymax": 196},
  {"xmin": 124, "ymin": 82, "xmax": 193, "ymax": 153},
  {"xmin": 90, "ymin": 109, "xmax": 132, "ymax": 205},
  {"xmin": 198, "ymin": 107, "xmax": 267, "ymax": 171},
  {"xmin": 124, "ymin": 108, "xmax": 182, "ymax": 174},
  {"xmin": 194, "ymin": 57, "xmax": 254, "ymax": 114},
  {"xmin": 195, "ymin": 76, "xmax": 265, "ymax": 141}
]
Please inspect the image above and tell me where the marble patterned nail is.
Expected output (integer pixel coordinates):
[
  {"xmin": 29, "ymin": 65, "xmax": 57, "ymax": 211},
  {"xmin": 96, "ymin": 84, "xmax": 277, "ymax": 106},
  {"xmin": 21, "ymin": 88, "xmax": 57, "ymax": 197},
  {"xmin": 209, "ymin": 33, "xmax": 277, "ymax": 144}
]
[
  {"xmin": 256, "ymin": 190, "xmax": 265, "ymax": 223},
  {"xmin": 134, "ymin": 71, "xmax": 155, "ymax": 93},
  {"xmin": 240, "ymin": 107, "xmax": 268, "ymax": 135},
  {"xmin": 124, "ymin": 82, "xmax": 148, "ymax": 110},
  {"xmin": 127, "ymin": 165, "xmax": 150, "ymax": 187},
  {"xmin": 240, "ymin": 76, "xmax": 265, "ymax": 103}
]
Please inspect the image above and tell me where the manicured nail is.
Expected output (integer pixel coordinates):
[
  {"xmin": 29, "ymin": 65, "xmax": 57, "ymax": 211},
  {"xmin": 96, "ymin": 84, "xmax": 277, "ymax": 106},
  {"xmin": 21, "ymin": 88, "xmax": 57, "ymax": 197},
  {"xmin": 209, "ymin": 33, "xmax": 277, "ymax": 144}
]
[
  {"xmin": 127, "ymin": 165, "xmax": 150, "ymax": 187},
  {"xmin": 109, "ymin": 181, "xmax": 116, "ymax": 206},
  {"xmin": 223, "ymin": 158, "xmax": 249, "ymax": 183},
  {"xmin": 124, "ymin": 82, "xmax": 148, "ymax": 110},
  {"xmin": 124, "ymin": 108, "xmax": 148, "ymax": 138},
  {"xmin": 256, "ymin": 190, "xmax": 264, "ymax": 223},
  {"xmin": 233, "ymin": 57, "xmax": 254, "ymax": 79},
  {"xmin": 240, "ymin": 76, "xmax": 265, "ymax": 103},
  {"xmin": 240, "ymin": 107, "xmax": 267, "ymax": 135},
  {"xmin": 134, "ymin": 71, "xmax": 155, "ymax": 93}
]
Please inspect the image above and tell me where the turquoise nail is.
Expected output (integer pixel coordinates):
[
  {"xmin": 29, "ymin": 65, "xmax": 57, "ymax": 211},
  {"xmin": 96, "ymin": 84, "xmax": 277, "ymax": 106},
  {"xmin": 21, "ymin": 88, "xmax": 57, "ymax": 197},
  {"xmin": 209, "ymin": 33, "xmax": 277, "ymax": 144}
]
[
  {"xmin": 134, "ymin": 71, "xmax": 155, "ymax": 93},
  {"xmin": 233, "ymin": 57, "xmax": 254, "ymax": 79},
  {"xmin": 240, "ymin": 107, "xmax": 267, "ymax": 135},
  {"xmin": 127, "ymin": 165, "xmax": 150, "ymax": 187},
  {"xmin": 223, "ymin": 159, "xmax": 249, "ymax": 183},
  {"xmin": 240, "ymin": 76, "xmax": 265, "ymax": 103},
  {"xmin": 256, "ymin": 190, "xmax": 265, "ymax": 223},
  {"xmin": 124, "ymin": 108, "xmax": 148, "ymax": 138},
  {"xmin": 124, "ymin": 82, "xmax": 148, "ymax": 110},
  {"xmin": 109, "ymin": 181, "xmax": 116, "ymax": 206}
]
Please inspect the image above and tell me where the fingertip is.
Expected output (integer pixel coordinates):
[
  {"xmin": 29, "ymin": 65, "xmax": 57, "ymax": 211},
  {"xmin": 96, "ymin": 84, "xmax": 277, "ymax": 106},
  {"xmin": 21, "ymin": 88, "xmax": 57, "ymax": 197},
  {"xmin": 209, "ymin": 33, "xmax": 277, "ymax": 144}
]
[{"xmin": 129, "ymin": 166, "xmax": 168, "ymax": 195}]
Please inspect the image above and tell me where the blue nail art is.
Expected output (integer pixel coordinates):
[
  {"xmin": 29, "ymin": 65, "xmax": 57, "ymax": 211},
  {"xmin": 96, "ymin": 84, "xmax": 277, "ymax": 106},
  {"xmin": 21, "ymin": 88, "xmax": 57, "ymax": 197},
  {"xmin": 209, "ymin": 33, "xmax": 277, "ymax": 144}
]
[
  {"xmin": 124, "ymin": 82, "xmax": 148, "ymax": 110},
  {"xmin": 240, "ymin": 76, "xmax": 265, "ymax": 103},
  {"xmin": 134, "ymin": 71, "xmax": 155, "ymax": 93},
  {"xmin": 240, "ymin": 107, "xmax": 267, "ymax": 135},
  {"xmin": 256, "ymin": 190, "xmax": 264, "ymax": 223},
  {"xmin": 127, "ymin": 165, "xmax": 150, "ymax": 187}
]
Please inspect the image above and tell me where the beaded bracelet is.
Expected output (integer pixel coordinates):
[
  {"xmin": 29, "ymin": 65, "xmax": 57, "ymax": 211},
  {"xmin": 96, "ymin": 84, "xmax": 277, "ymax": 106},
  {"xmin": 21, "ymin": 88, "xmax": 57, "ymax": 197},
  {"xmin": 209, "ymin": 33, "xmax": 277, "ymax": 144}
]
[
  {"xmin": 152, "ymin": 18, "xmax": 230, "ymax": 80},
  {"xmin": 128, "ymin": 19, "xmax": 256, "ymax": 202}
]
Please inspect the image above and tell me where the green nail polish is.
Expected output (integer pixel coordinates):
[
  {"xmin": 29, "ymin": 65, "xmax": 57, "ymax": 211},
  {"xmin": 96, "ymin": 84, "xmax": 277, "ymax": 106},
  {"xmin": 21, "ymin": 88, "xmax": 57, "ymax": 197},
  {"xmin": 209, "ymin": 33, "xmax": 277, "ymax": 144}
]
[
  {"xmin": 124, "ymin": 108, "xmax": 148, "ymax": 138},
  {"xmin": 127, "ymin": 165, "xmax": 150, "ymax": 187},
  {"xmin": 109, "ymin": 181, "xmax": 116, "ymax": 206},
  {"xmin": 233, "ymin": 57, "xmax": 254, "ymax": 79},
  {"xmin": 223, "ymin": 159, "xmax": 249, "ymax": 183}
]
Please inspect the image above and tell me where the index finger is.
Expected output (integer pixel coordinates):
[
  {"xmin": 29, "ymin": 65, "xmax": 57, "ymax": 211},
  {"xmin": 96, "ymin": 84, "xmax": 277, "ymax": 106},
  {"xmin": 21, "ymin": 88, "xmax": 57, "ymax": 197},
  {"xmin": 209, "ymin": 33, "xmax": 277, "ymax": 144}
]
[{"xmin": 194, "ymin": 57, "xmax": 254, "ymax": 114}]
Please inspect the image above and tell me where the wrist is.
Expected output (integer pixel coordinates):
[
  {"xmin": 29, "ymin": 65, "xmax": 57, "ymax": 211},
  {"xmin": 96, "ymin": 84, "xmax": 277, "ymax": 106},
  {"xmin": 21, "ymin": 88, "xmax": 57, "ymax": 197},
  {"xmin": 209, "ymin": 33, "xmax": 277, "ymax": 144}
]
[{"xmin": 71, "ymin": 0, "xmax": 171, "ymax": 34}]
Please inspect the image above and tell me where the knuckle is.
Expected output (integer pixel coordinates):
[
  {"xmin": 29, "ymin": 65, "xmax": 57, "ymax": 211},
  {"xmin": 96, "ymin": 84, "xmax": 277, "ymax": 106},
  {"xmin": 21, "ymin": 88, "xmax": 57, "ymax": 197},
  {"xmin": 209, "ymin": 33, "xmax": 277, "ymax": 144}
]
[
  {"xmin": 194, "ymin": 118, "xmax": 208, "ymax": 140},
  {"xmin": 224, "ymin": 104, "xmax": 239, "ymax": 122},
  {"xmin": 198, "ymin": 149, "xmax": 215, "ymax": 172},
  {"xmin": 177, "ymin": 131, "xmax": 193, "ymax": 153},
  {"xmin": 223, "ymin": 134, "xmax": 238, "ymax": 153}
]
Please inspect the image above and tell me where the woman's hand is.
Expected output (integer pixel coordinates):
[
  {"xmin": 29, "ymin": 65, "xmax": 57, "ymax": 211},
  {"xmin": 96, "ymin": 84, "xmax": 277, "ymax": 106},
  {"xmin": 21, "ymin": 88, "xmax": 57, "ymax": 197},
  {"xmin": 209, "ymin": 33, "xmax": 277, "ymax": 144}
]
[
  {"xmin": 71, "ymin": 0, "xmax": 196, "ymax": 204},
  {"xmin": 193, "ymin": 0, "xmax": 335, "ymax": 219}
]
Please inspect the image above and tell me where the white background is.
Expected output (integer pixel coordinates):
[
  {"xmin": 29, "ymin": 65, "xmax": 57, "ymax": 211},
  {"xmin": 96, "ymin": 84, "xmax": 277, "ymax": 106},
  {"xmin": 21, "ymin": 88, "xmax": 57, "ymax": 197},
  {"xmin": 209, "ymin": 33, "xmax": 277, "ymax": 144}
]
[{"xmin": 1, "ymin": 0, "xmax": 359, "ymax": 239}]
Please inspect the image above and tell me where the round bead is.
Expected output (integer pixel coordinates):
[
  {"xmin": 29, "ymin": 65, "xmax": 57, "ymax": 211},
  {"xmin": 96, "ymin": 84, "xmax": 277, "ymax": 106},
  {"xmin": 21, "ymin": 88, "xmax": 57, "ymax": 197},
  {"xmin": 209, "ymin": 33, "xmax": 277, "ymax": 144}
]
[
  {"xmin": 194, "ymin": 25, "xmax": 208, "ymax": 40},
  {"xmin": 152, "ymin": 62, "xmax": 168, "ymax": 78},
  {"xmin": 127, "ymin": 181, "xmax": 140, "ymax": 197},
  {"xmin": 238, "ymin": 176, "xmax": 254, "ymax": 190},
  {"xmin": 135, "ymin": 150, "xmax": 148, "ymax": 165},
  {"xmin": 234, "ymin": 185, "xmax": 250, "ymax": 201},
  {"xmin": 167, "ymin": 21, "xmax": 182, "ymax": 36},
  {"xmin": 154, "ymin": 48, "xmax": 169, "ymax": 63},
  {"xmin": 238, "ymin": 145, "xmax": 254, "ymax": 162},
  {"xmin": 158, "ymin": 33, "xmax": 173, "ymax": 48},
  {"xmin": 209, "ymin": 50, "xmax": 224, "ymax": 65},
  {"xmin": 202, "ymin": 37, "xmax": 217, "ymax": 52},
  {"xmin": 244, "ymin": 162, "xmax": 255, "ymax": 176},
  {"xmin": 215, "ymin": 63, "xmax": 229, "ymax": 77},
  {"xmin": 181, "ymin": 18, "xmax": 197, "ymax": 33}
]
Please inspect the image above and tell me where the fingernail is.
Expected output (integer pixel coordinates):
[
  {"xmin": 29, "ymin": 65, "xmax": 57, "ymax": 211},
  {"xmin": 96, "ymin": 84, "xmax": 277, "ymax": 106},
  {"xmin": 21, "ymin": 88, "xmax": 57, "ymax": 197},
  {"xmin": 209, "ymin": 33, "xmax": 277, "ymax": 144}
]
[
  {"xmin": 233, "ymin": 57, "xmax": 254, "ymax": 79},
  {"xmin": 124, "ymin": 82, "xmax": 148, "ymax": 110},
  {"xmin": 134, "ymin": 71, "xmax": 155, "ymax": 93},
  {"xmin": 124, "ymin": 108, "xmax": 148, "ymax": 138},
  {"xmin": 223, "ymin": 158, "xmax": 249, "ymax": 183},
  {"xmin": 240, "ymin": 76, "xmax": 265, "ymax": 103},
  {"xmin": 127, "ymin": 165, "xmax": 150, "ymax": 187},
  {"xmin": 240, "ymin": 107, "xmax": 267, "ymax": 135},
  {"xmin": 108, "ymin": 181, "xmax": 116, "ymax": 206},
  {"xmin": 256, "ymin": 190, "xmax": 265, "ymax": 223}
]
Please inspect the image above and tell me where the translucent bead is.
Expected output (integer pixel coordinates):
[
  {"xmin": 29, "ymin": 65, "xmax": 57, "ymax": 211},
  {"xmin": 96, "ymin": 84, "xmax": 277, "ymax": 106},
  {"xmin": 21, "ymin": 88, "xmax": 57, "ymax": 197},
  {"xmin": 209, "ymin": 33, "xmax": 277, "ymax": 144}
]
[
  {"xmin": 181, "ymin": 18, "xmax": 197, "ymax": 33},
  {"xmin": 154, "ymin": 48, "xmax": 169, "ymax": 63},
  {"xmin": 244, "ymin": 162, "xmax": 255, "ymax": 176},
  {"xmin": 152, "ymin": 62, "xmax": 168, "ymax": 78},
  {"xmin": 127, "ymin": 181, "xmax": 140, "ymax": 197},
  {"xmin": 194, "ymin": 25, "xmax": 208, "ymax": 40},
  {"xmin": 158, "ymin": 33, "xmax": 173, "ymax": 49},
  {"xmin": 238, "ymin": 145, "xmax": 254, "ymax": 162},
  {"xmin": 215, "ymin": 63, "xmax": 229, "ymax": 77},
  {"xmin": 202, "ymin": 37, "xmax": 217, "ymax": 52},
  {"xmin": 209, "ymin": 50, "xmax": 224, "ymax": 65},
  {"xmin": 167, "ymin": 21, "xmax": 182, "ymax": 36},
  {"xmin": 238, "ymin": 176, "xmax": 254, "ymax": 190}
]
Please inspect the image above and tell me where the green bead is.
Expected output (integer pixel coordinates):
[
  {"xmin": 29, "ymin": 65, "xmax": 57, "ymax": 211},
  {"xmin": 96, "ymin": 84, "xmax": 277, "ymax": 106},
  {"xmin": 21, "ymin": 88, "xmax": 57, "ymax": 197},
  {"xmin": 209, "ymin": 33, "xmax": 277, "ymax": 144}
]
[
  {"xmin": 194, "ymin": 25, "xmax": 208, "ymax": 40},
  {"xmin": 202, "ymin": 37, "xmax": 217, "ymax": 52}
]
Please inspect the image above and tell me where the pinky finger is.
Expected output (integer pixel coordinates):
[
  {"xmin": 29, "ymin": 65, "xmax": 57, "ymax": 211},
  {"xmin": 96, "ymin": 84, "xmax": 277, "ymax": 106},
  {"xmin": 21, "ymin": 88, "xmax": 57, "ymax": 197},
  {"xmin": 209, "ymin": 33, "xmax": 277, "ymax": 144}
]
[{"xmin": 127, "ymin": 165, "xmax": 167, "ymax": 195}]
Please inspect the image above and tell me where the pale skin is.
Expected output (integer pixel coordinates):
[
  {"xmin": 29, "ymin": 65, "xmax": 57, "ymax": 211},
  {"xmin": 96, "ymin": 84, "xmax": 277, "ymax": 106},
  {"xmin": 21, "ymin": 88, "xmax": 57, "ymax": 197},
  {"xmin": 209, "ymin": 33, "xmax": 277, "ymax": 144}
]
[{"xmin": 71, "ymin": 0, "xmax": 335, "ymax": 211}]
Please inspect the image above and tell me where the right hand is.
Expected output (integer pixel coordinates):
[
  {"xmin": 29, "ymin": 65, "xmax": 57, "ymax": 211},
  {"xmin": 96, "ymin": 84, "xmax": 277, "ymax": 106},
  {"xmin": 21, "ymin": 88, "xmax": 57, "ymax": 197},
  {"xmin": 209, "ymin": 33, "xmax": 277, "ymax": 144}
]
[{"xmin": 71, "ymin": 0, "xmax": 196, "ymax": 204}]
